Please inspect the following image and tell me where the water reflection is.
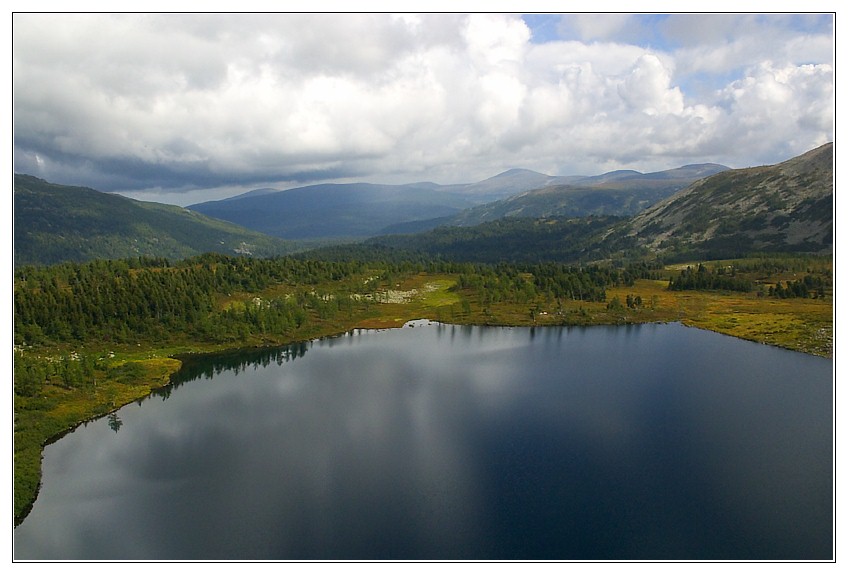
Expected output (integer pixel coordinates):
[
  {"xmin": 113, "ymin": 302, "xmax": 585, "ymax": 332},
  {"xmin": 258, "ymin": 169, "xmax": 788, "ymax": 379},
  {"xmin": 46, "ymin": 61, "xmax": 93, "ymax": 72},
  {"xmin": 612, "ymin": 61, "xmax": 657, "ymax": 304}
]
[
  {"xmin": 172, "ymin": 340, "xmax": 311, "ymax": 385},
  {"xmin": 107, "ymin": 413, "xmax": 123, "ymax": 433},
  {"xmin": 149, "ymin": 340, "xmax": 314, "ymax": 402},
  {"xmin": 15, "ymin": 322, "xmax": 832, "ymax": 560}
]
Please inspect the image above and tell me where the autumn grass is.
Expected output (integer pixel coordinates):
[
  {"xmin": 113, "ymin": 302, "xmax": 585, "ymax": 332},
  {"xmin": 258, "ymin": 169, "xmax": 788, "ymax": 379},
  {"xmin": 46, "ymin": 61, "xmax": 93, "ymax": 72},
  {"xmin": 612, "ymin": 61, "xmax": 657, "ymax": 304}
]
[
  {"xmin": 14, "ymin": 354, "xmax": 179, "ymax": 522},
  {"xmin": 347, "ymin": 274, "xmax": 462, "ymax": 329},
  {"xmin": 13, "ymin": 268, "xmax": 833, "ymax": 524},
  {"xmin": 603, "ymin": 279, "xmax": 832, "ymax": 357}
]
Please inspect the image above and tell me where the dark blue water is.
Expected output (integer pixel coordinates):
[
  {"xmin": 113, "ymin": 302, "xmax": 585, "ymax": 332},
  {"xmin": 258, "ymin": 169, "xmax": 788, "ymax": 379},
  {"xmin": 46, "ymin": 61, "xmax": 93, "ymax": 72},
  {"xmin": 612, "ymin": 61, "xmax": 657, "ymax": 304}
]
[{"xmin": 14, "ymin": 322, "xmax": 833, "ymax": 560}]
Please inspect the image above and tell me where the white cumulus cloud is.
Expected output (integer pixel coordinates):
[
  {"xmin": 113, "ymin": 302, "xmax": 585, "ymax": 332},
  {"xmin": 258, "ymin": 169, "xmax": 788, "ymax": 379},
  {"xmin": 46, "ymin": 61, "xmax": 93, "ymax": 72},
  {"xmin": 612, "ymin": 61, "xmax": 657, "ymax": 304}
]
[{"xmin": 12, "ymin": 12, "xmax": 834, "ymax": 201}]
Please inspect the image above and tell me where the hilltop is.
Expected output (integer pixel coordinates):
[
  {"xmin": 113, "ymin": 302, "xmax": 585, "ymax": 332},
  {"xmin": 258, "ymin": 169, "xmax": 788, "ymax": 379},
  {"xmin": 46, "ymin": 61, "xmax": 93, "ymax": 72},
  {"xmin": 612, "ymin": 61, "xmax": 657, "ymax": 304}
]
[
  {"xmin": 13, "ymin": 175, "xmax": 294, "ymax": 266},
  {"xmin": 625, "ymin": 142, "xmax": 833, "ymax": 258}
]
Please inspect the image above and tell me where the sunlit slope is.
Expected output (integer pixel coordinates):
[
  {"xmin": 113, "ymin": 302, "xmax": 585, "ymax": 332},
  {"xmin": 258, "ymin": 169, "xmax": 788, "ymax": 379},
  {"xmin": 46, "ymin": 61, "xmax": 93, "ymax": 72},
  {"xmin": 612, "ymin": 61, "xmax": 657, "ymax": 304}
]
[{"xmin": 625, "ymin": 143, "xmax": 833, "ymax": 256}]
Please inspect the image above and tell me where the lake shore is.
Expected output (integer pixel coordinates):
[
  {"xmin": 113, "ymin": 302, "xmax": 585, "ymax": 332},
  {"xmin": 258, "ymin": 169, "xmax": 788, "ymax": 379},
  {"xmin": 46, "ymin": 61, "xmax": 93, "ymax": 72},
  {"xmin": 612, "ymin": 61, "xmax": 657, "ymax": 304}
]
[
  {"xmin": 14, "ymin": 275, "xmax": 832, "ymax": 524},
  {"xmin": 15, "ymin": 320, "xmax": 833, "ymax": 559}
]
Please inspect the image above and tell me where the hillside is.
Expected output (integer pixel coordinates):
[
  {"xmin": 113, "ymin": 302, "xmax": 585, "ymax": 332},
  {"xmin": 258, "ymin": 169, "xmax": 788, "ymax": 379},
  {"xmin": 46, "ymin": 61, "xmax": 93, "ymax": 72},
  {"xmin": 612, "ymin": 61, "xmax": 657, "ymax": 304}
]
[
  {"xmin": 189, "ymin": 164, "xmax": 728, "ymax": 241},
  {"xmin": 435, "ymin": 163, "xmax": 729, "ymax": 227},
  {"xmin": 13, "ymin": 174, "xmax": 294, "ymax": 266},
  {"xmin": 367, "ymin": 144, "xmax": 832, "ymax": 264},
  {"xmin": 625, "ymin": 143, "xmax": 833, "ymax": 258},
  {"xmin": 187, "ymin": 182, "xmax": 475, "ymax": 240},
  {"xmin": 186, "ymin": 169, "xmax": 579, "ymax": 240},
  {"xmin": 368, "ymin": 216, "xmax": 627, "ymax": 264}
]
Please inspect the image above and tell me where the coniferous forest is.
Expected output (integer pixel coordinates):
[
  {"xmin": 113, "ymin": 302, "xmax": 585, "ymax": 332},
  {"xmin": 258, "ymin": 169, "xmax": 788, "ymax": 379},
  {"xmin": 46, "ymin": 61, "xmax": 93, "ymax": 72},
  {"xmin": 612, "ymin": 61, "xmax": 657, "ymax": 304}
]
[
  {"xmin": 14, "ymin": 252, "xmax": 644, "ymax": 358},
  {"xmin": 14, "ymin": 250, "xmax": 831, "ymax": 399}
]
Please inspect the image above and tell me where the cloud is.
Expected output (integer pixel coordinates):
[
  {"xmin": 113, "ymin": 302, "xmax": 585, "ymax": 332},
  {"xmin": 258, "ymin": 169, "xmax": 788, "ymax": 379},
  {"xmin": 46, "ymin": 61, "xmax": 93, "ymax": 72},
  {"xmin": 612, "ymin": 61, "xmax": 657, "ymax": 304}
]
[
  {"xmin": 618, "ymin": 54, "xmax": 684, "ymax": 116},
  {"xmin": 556, "ymin": 13, "xmax": 637, "ymax": 43},
  {"xmin": 12, "ymin": 13, "xmax": 834, "ymax": 200},
  {"xmin": 712, "ymin": 61, "xmax": 834, "ymax": 162}
]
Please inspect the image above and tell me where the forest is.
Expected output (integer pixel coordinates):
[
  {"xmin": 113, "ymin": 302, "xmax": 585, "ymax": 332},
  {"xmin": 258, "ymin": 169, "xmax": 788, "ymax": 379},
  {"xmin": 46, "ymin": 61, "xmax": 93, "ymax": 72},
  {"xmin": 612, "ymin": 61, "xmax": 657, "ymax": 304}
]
[
  {"xmin": 13, "ymin": 250, "xmax": 832, "ymax": 398},
  {"xmin": 667, "ymin": 259, "xmax": 829, "ymax": 297},
  {"xmin": 13, "ymin": 252, "xmax": 662, "ymax": 396}
]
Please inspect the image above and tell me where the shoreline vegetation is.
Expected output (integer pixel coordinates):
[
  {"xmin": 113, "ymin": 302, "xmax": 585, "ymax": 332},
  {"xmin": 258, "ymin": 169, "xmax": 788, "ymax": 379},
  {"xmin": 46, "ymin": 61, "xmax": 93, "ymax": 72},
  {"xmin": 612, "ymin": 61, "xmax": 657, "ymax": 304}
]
[{"xmin": 13, "ymin": 254, "xmax": 833, "ymax": 524}]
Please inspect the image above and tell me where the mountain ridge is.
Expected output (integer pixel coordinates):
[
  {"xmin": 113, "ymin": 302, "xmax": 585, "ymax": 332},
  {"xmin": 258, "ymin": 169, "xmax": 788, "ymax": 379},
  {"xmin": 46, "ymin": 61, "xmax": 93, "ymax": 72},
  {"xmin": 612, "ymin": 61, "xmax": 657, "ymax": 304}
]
[
  {"xmin": 13, "ymin": 174, "xmax": 294, "ymax": 266},
  {"xmin": 16, "ymin": 144, "xmax": 827, "ymax": 268},
  {"xmin": 424, "ymin": 163, "xmax": 730, "ymax": 229},
  {"xmin": 366, "ymin": 144, "xmax": 832, "ymax": 263},
  {"xmin": 189, "ymin": 162, "xmax": 730, "ymax": 240}
]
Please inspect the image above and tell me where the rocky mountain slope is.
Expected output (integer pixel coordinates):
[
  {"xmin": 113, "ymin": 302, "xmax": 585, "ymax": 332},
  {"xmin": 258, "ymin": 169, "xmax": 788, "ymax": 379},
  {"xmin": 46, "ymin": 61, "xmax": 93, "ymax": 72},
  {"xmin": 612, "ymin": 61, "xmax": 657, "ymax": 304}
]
[
  {"xmin": 624, "ymin": 142, "xmax": 833, "ymax": 256},
  {"xmin": 368, "ymin": 143, "xmax": 833, "ymax": 263},
  {"xmin": 448, "ymin": 163, "xmax": 729, "ymax": 226}
]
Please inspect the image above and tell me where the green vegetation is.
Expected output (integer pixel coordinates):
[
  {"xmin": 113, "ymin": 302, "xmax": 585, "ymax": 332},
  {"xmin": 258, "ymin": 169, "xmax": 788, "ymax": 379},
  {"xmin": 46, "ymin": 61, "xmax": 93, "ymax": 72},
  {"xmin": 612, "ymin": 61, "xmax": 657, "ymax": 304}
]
[
  {"xmin": 368, "ymin": 216, "xmax": 636, "ymax": 263},
  {"xmin": 14, "ymin": 174, "xmax": 294, "ymax": 266},
  {"xmin": 626, "ymin": 142, "xmax": 833, "ymax": 260},
  {"xmin": 14, "ymin": 351, "xmax": 180, "ymax": 523},
  {"xmin": 13, "ymin": 251, "xmax": 832, "ymax": 524},
  {"xmin": 668, "ymin": 262, "xmax": 756, "ymax": 293}
]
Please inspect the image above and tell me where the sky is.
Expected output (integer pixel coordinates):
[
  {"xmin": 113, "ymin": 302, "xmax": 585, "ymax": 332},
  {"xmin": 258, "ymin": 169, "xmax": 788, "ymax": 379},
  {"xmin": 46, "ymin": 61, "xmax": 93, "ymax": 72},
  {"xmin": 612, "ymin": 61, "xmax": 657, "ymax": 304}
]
[{"xmin": 11, "ymin": 7, "xmax": 837, "ymax": 206}]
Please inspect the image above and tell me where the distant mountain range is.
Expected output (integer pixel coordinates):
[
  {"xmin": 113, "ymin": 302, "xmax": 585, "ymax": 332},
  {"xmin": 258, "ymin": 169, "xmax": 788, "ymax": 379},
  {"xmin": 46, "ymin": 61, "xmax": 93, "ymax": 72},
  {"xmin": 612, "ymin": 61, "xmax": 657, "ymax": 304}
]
[
  {"xmin": 383, "ymin": 163, "xmax": 730, "ymax": 234},
  {"xmin": 13, "ymin": 175, "xmax": 294, "ymax": 267},
  {"xmin": 14, "ymin": 144, "xmax": 832, "ymax": 267},
  {"xmin": 188, "ymin": 163, "xmax": 728, "ymax": 240},
  {"xmin": 188, "ymin": 182, "xmax": 474, "ymax": 241},
  {"xmin": 369, "ymin": 144, "xmax": 833, "ymax": 262}
]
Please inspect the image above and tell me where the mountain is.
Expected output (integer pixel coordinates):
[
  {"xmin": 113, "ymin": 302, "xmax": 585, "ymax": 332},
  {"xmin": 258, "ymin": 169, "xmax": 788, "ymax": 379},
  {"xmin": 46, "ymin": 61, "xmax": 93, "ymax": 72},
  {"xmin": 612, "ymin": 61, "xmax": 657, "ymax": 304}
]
[
  {"xmin": 189, "ymin": 163, "xmax": 727, "ymax": 241},
  {"xmin": 435, "ymin": 163, "xmax": 730, "ymax": 228},
  {"xmin": 224, "ymin": 187, "xmax": 282, "ymax": 201},
  {"xmin": 440, "ymin": 168, "xmax": 582, "ymax": 200},
  {"xmin": 187, "ymin": 171, "xmax": 580, "ymax": 241},
  {"xmin": 367, "ymin": 145, "xmax": 832, "ymax": 263},
  {"xmin": 188, "ymin": 182, "xmax": 478, "ymax": 240},
  {"xmin": 13, "ymin": 174, "xmax": 294, "ymax": 267},
  {"xmin": 625, "ymin": 143, "xmax": 833, "ymax": 257},
  {"xmin": 13, "ymin": 144, "xmax": 831, "ymax": 268},
  {"xmin": 367, "ymin": 215, "xmax": 626, "ymax": 264},
  {"xmin": 577, "ymin": 164, "xmax": 728, "ymax": 185}
]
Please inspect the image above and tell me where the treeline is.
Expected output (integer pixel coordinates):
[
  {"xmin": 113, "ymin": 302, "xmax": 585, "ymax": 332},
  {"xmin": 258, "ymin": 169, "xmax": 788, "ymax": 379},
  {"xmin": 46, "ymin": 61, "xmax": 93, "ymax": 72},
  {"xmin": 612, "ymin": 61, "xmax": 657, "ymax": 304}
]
[
  {"xmin": 456, "ymin": 265, "xmax": 605, "ymax": 304},
  {"xmin": 769, "ymin": 277, "xmax": 827, "ymax": 299},
  {"xmin": 723, "ymin": 254, "xmax": 833, "ymax": 277},
  {"xmin": 13, "ymin": 350, "xmax": 98, "ymax": 397},
  {"xmin": 15, "ymin": 254, "xmax": 663, "ymax": 352},
  {"xmin": 667, "ymin": 263, "xmax": 755, "ymax": 292},
  {"xmin": 666, "ymin": 258, "xmax": 830, "ymax": 298},
  {"xmin": 12, "ymin": 349, "xmax": 158, "ymax": 398},
  {"xmin": 454, "ymin": 262, "xmax": 657, "ymax": 305},
  {"xmin": 13, "ymin": 254, "xmax": 370, "ymax": 347}
]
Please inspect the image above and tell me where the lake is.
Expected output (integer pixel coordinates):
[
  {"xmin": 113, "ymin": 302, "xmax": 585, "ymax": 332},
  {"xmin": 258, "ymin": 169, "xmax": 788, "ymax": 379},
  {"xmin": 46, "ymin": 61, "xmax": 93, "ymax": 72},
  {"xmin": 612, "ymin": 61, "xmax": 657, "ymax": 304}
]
[{"xmin": 14, "ymin": 321, "xmax": 833, "ymax": 560}]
